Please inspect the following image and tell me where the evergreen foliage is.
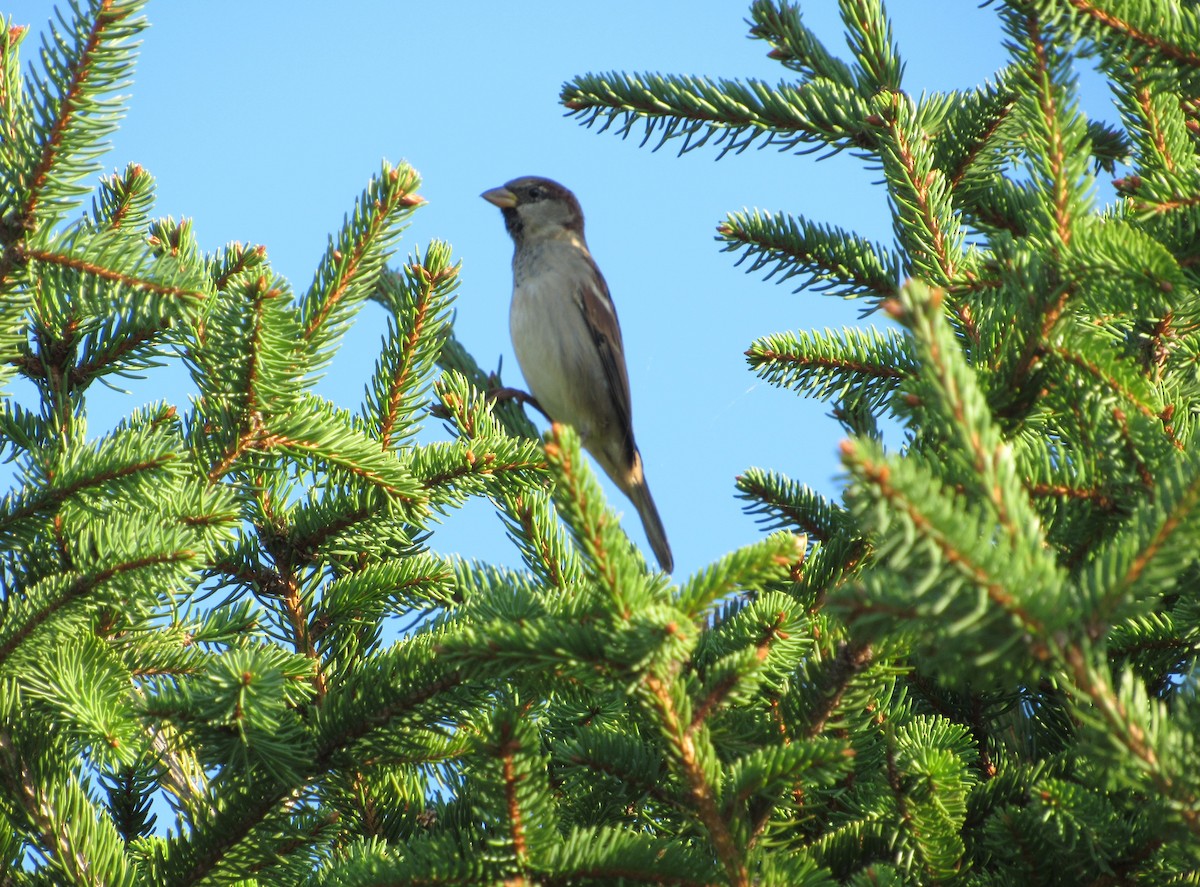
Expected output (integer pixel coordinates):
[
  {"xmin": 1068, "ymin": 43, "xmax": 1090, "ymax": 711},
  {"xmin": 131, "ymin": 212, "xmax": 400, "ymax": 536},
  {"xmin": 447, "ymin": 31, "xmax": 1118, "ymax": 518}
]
[{"xmin": 0, "ymin": 1, "xmax": 1197, "ymax": 885}]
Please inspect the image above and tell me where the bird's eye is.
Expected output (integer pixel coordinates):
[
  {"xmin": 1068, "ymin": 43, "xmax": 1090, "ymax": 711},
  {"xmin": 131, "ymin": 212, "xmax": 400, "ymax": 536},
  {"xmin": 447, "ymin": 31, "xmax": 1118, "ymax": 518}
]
[{"xmin": 528, "ymin": 186, "xmax": 543, "ymax": 200}]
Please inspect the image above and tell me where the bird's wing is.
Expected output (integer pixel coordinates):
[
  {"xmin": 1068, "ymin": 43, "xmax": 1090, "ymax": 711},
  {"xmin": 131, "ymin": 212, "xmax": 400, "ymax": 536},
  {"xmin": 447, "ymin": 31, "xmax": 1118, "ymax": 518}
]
[{"xmin": 576, "ymin": 255, "xmax": 636, "ymax": 463}]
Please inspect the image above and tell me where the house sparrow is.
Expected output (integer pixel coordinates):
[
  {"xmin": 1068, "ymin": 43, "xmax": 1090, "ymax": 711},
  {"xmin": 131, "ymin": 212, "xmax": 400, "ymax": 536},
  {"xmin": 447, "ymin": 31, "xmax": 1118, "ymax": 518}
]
[{"xmin": 482, "ymin": 176, "xmax": 673, "ymax": 573}]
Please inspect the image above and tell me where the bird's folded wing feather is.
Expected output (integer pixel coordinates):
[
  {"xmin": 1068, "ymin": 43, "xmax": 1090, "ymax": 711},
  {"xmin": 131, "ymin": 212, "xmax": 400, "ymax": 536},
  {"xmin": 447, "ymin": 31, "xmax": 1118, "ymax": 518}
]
[{"xmin": 576, "ymin": 260, "xmax": 635, "ymax": 462}]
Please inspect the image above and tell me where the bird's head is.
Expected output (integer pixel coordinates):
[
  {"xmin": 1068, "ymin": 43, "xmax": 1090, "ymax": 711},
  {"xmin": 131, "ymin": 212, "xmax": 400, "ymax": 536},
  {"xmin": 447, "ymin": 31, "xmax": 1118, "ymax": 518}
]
[{"xmin": 481, "ymin": 176, "xmax": 585, "ymax": 244}]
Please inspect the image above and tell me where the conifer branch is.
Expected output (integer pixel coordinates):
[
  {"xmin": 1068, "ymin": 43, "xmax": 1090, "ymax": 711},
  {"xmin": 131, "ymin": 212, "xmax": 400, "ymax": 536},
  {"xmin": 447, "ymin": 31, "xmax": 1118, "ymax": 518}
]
[
  {"xmin": 157, "ymin": 778, "xmax": 294, "ymax": 885},
  {"xmin": 1008, "ymin": 279, "xmax": 1074, "ymax": 395},
  {"xmin": 0, "ymin": 726, "xmax": 131, "ymax": 886},
  {"xmin": 505, "ymin": 491, "xmax": 572, "ymax": 590},
  {"xmin": 563, "ymin": 71, "xmax": 878, "ymax": 158},
  {"xmin": 281, "ymin": 579, "xmax": 326, "ymax": 700},
  {"xmin": 944, "ymin": 85, "xmax": 1018, "ymax": 189},
  {"xmin": 1027, "ymin": 481, "xmax": 1116, "ymax": 511},
  {"xmin": 301, "ymin": 163, "xmax": 424, "ymax": 360},
  {"xmin": 414, "ymin": 444, "xmax": 545, "ymax": 494},
  {"xmin": 0, "ymin": 25, "xmax": 27, "ymax": 130},
  {"xmin": 690, "ymin": 609, "xmax": 790, "ymax": 731},
  {"xmin": 88, "ymin": 162, "xmax": 152, "ymax": 231},
  {"xmin": 203, "ymin": 276, "xmax": 289, "ymax": 482},
  {"xmin": 1024, "ymin": 12, "xmax": 1076, "ymax": 247},
  {"xmin": 22, "ymin": 238, "xmax": 205, "ymax": 298},
  {"xmin": 436, "ymin": 335, "xmax": 540, "ymax": 442},
  {"xmin": 746, "ymin": 327, "xmax": 911, "ymax": 408},
  {"xmin": 1134, "ymin": 81, "xmax": 1176, "ymax": 174},
  {"xmin": 1047, "ymin": 339, "xmax": 1167, "ymax": 432},
  {"xmin": 11, "ymin": 0, "xmax": 144, "ymax": 233},
  {"xmin": 677, "ymin": 532, "xmax": 804, "ymax": 617},
  {"xmin": 562, "ymin": 744, "xmax": 679, "ymax": 809},
  {"xmin": 435, "ymin": 374, "xmax": 573, "ymax": 588},
  {"xmin": 802, "ymin": 640, "xmax": 872, "ymax": 739},
  {"xmin": 498, "ymin": 720, "xmax": 531, "ymax": 869},
  {"xmin": 369, "ymin": 247, "xmax": 459, "ymax": 451},
  {"xmin": 210, "ymin": 243, "xmax": 267, "ymax": 293},
  {"xmin": 1129, "ymin": 190, "xmax": 1200, "ymax": 215},
  {"xmin": 719, "ymin": 209, "xmax": 900, "ymax": 300},
  {"xmin": 1062, "ymin": 0, "xmax": 1200, "ymax": 71},
  {"xmin": 737, "ymin": 469, "xmax": 848, "ymax": 541},
  {"xmin": 310, "ymin": 558, "xmax": 456, "ymax": 641},
  {"xmin": 282, "ymin": 506, "xmax": 377, "ymax": 569},
  {"xmin": 888, "ymin": 284, "xmax": 1046, "ymax": 543},
  {"xmin": 70, "ymin": 325, "xmax": 161, "ymax": 382},
  {"xmin": 544, "ymin": 423, "xmax": 630, "ymax": 601},
  {"xmin": 206, "ymin": 417, "xmax": 264, "ymax": 485},
  {"xmin": 0, "ymin": 449, "xmax": 175, "ymax": 541},
  {"xmin": 378, "ymin": 264, "xmax": 442, "ymax": 450},
  {"xmin": 1084, "ymin": 450, "xmax": 1200, "ymax": 624},
  {"xmin": 840, "ymin": 0, "xmax": 902, "ymax": 93},
  {"xmin": 878, "ymin": 96, "xmax": 961, "ymax": 285},
  {"xmin": 747, "ymin": 0, "xmax": 856, "ymax": 87},
  {"xmin": 840, "ymin": 436, "xmax": 1050, "ymax": 644},
  {"xmin": 1112, "ymin": 406, "xmax": 1156, "ymax": 489},
  {"xmin": 315, "ymin": 666, "xmax": 467, "ymax": 763},
  {"xmin": 1060, "ymin": 644, "xmax": 1200, "ymax": 838},
  {"xmin": 275, "ymin": 432, "xmax": 420, "ymax": 500},
  {"xmin": 0, "ymin": 549, "xmax": 196, "ymax": 666},
  {"xmin": 642, "ymin": 673, "xmax": 747, "ymax": 887}
]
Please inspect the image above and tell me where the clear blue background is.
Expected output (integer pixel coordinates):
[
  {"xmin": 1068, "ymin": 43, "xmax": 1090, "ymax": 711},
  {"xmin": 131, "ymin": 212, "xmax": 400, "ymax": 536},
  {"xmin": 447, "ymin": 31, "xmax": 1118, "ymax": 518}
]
[{"xmin": 5, "ymin": 2, "xmax": 1112, "ymax": 578}]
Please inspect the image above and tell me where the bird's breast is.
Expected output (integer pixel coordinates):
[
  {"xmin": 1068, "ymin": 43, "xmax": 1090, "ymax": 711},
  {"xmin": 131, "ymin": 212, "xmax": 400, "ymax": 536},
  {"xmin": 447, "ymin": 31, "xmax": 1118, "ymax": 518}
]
[{"xmin": 509, "ymin": 255, "xmax": 607, "ymax": 439}]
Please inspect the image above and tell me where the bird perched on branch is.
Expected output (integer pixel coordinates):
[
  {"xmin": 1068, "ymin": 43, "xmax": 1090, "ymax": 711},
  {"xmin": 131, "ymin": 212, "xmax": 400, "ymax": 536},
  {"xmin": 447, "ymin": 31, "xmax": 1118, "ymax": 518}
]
[{"xmin": 482, "ymin": 176, "xmax": 673, "ymax": 573}]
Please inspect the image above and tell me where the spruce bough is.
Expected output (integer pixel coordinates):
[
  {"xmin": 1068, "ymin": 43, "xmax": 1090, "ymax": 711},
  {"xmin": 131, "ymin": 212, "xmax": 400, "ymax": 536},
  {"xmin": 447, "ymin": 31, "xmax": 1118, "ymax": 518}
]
[{"xmin": 0, "ymin": 0, "xmax": 1198, "ymax": 884}]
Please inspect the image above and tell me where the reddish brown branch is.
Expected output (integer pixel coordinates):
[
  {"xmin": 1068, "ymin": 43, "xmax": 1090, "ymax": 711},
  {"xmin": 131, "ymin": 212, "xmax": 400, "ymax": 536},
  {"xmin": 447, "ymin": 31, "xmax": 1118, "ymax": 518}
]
[
  {"xmin": 691, "ymin": 611, "xmax": 792, "ymax": 731},
  {"xmin": 213, "ymin": 244, "xmax": 266, "ymax": 293},
  {"xmin": 303, "ymin": 173, "xmax": 424, "ymax": 340},
  {"xmin": 1026, "ymin": 13, "xmax": 1073, "ymax": 246},
  {"xmin": 280, "ymin": 571, "xmax": 326, "ymax": 700},
  {"xmin": 379, "ymin": 267, "xmax": 433, "ymax": 450},
  {"xmin": 545, "ymin": 424, "xmax": 620, "ymax": 602},
  {"xmin": 948, "ymin": 97, "xmax": 1017, "ymax": 188},
  {"xmin": 1064, "ymin": 0, "xmax": 1200, "ymax": 69},
  {"xmin": 1062, "ymin": 644, "xmax": 1200, "ymax": 837},
  {"xmin": 0, "ymin": 549, "xmax": 197, "ymax": 666},
  {"xmin": 0, "ymin": 452, "xmax": 177, "ymax": 536},
  {"xmin": 886, "ymin": 96, "xmax": 957, "ymax": 283},
  {"xmin": 804, "ymin": 641, "xmax": 873, "ymax": 739},
  {"xmin": 500, "ymin": 729, "xmax": 529, "ymax": 864},
  {"xmin": 839, "ymin": 438, "xmax": 1044, "ymax": 640},
  {"xmin": 16, "ymin": 1, "xmax": 136, "ymax": 227},
  {"xmin": 23, "ymin": 245, "xmax": 205, "ymax": 301},
  {"xmin": 1027, "ymin": 482, "xmax": 1116, "ymax": 511},
  {"xmin": 747, "ymin": 348, "xmax": 906, "ymax": 379},
  {"xmin": 1136, "ymin": 82, "xmax": 1175, "ymax": 173},
  {"xmin": 644, "ymin": 673, "xmax": 747, "ymax": 887}
]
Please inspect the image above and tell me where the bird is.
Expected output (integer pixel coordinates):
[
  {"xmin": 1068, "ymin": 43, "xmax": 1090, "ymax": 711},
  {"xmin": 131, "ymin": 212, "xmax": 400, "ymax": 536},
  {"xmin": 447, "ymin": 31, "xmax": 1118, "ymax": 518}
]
[{"xmin": 481, "ymin": 176, "xmax": 673, "ymax": 573}]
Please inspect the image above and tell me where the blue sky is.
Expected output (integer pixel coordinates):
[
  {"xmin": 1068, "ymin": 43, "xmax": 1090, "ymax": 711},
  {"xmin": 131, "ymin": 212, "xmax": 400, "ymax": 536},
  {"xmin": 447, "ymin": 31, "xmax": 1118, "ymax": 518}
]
[{"xmin": 5, "ymin": 2, "xmax": 1110, "ymax": 577}]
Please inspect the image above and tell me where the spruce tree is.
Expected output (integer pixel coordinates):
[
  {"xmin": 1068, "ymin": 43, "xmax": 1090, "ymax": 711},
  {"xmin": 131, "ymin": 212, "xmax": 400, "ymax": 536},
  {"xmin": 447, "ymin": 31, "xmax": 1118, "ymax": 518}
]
[
  {"xmin": 0, "ymin": 1, "xmax": 1197, "ymax": 886},
  {"xmin": 562, "ymin": 0, "xmax": 1200, "ymax": 880}
]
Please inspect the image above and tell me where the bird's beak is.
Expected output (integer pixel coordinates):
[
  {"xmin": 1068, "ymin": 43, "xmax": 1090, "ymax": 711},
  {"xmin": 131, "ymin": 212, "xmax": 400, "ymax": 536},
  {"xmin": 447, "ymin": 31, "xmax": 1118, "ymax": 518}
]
[{"xmin": 481, "ymin": 186, "xmax": 518, "ymax": 208}]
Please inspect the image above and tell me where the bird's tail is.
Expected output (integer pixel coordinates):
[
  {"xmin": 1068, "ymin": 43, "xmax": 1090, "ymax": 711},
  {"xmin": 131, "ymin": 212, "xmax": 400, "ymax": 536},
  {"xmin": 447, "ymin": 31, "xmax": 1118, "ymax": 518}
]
[{"xmin": 626, "ymin": 450, "xmax": 673, "ymax": 573}]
